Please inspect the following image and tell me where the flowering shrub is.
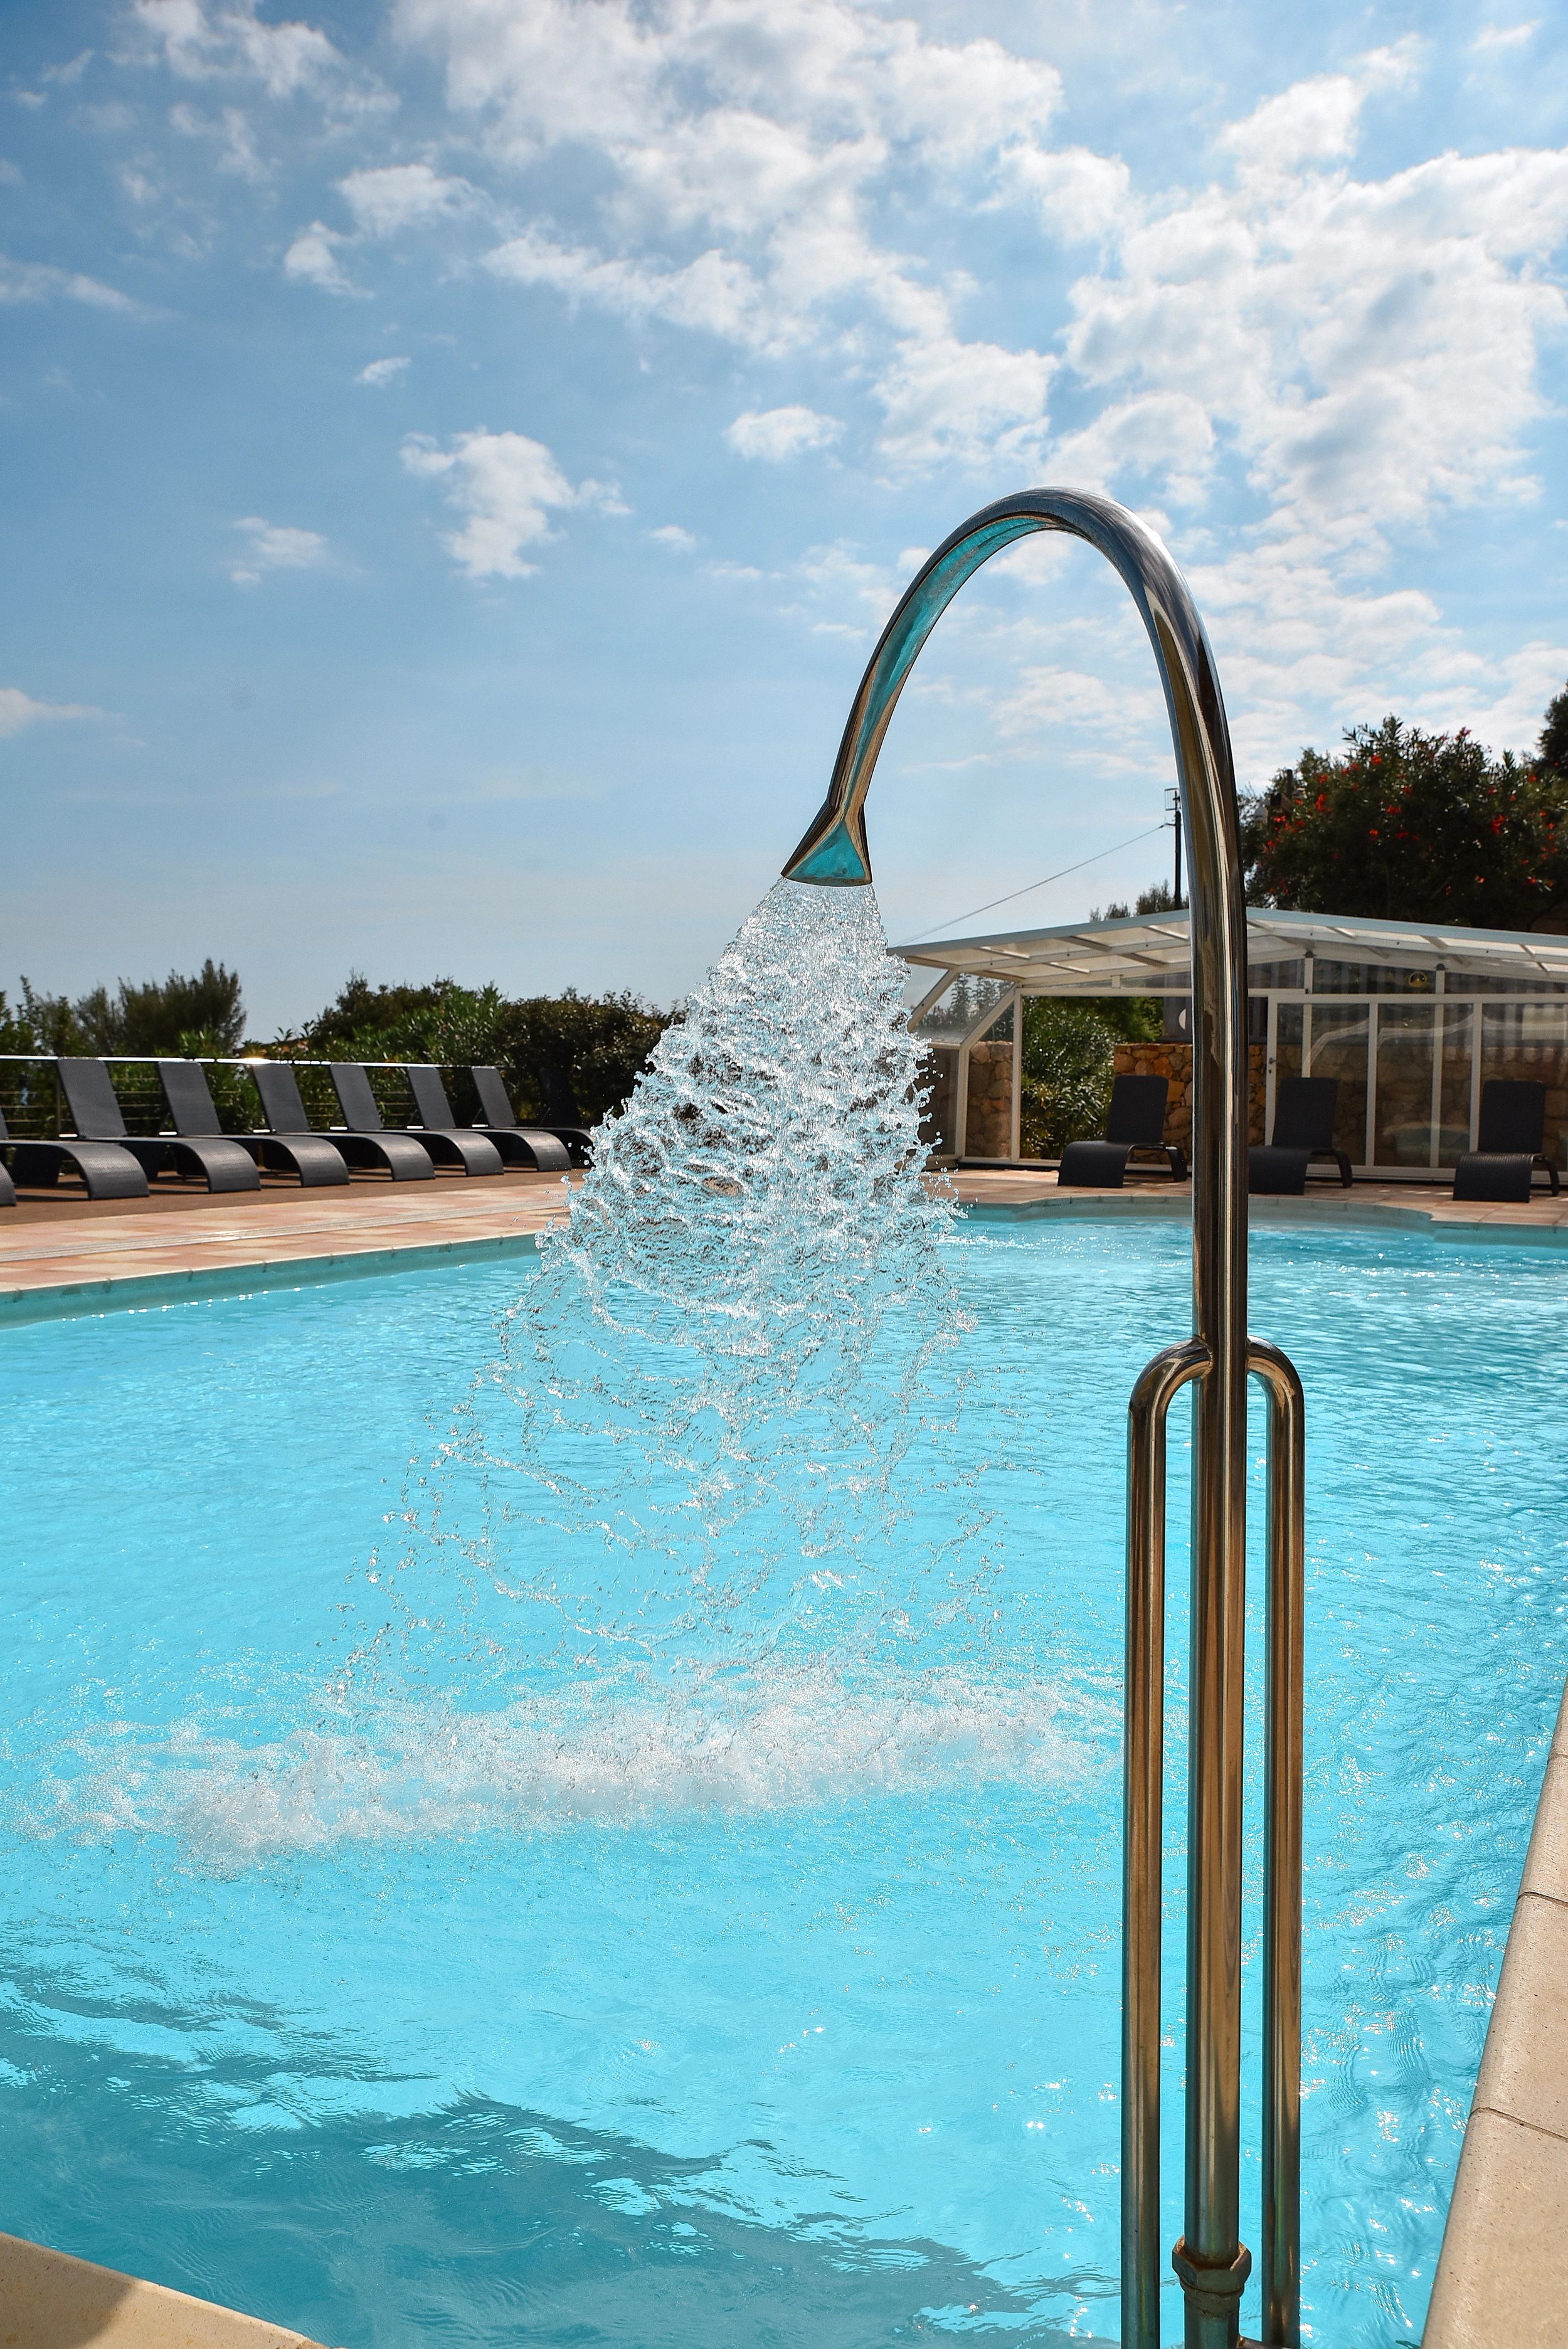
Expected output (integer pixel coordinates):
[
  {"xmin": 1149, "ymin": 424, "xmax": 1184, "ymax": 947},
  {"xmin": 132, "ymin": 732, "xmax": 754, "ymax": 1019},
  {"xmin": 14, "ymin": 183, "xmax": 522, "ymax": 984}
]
[{"xmin": 1240, "ymin": 709, "xmax": 1568, "ymax": 929}]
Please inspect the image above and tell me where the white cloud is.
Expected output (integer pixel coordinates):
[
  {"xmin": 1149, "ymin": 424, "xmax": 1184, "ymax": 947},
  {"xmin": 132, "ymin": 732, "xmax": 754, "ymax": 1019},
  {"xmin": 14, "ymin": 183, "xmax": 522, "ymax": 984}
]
[
  {"xmin": 282, "ymin": 220, "xmax": 358, "ymax": 294},
  {"xmin": 357, "ymin": 354, "xmax": 410, "ymax": 386},
  {"xmin": 0, "ymin": 255, "xmax": 142, "ymax": 312},
  {"xmin": 400, "ymin": 428, "xmax": 623, "ymax": 579},
  {"xmin": 649, "ymin": 523, "xmax": 697, "ymax": 549},
  {"xmin": 724, "ymin": 405, "xmax": 840, "ymax": 460},
  {"xmin": 1472, "ymin": 21, "xmax": 1538, "ymax": 51},
  {"xmin": 875, "ymin": 334, "xmax": 1054, "ymax": 472},
  {"xmin": 0, "ymin": 686, "xmax": 100, "ymax": 738},
  {"xmin": 338, "ymin": 162, "xmax": 474, "ymax": 235},
  {"xmin": 130, "ymin": 0, "xmax": 344, "ymax": 99},
  {"xmin": 485, "ymin": 226, "xmax": 778, "ymax": 350},
  {"xmin": 411, "ymin": 0, "xmax": 1066, "ymax": 460},
  {"xmin": 169, "ymin": 100, "xmax": 267, "ymax": 180},
  {"xmin": 0, "ymin": 159, "xmax": 22, "ymax": 186},
  {"xmin": 231, "ymin": 516, "xmax": 329, "ymax": 585}
]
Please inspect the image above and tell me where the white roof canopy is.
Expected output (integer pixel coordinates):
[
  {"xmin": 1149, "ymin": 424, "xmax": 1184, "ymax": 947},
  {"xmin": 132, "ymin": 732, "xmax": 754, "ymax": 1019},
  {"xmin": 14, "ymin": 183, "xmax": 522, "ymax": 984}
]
[{"xmin": 894, "ymin": 906, "xmax": 1568, "ymax": 995}]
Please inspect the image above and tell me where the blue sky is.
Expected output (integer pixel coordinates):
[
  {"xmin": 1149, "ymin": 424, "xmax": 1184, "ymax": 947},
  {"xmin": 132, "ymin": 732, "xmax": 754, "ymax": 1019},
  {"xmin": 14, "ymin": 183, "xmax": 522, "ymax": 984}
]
[{"xmin": 3, "ymin": 0, "xmax": 1566, "ymax": 1034}]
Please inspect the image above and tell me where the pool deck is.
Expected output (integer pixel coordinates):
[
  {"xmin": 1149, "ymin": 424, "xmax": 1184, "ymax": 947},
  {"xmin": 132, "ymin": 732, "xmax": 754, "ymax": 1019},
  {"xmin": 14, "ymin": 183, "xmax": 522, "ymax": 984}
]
[
  {"xmin": 4, "ymin": 1163, "xmax": 1568, "ymax": 1323},
  {"xmin": 0, "ymin": 1167, "xmax": 576, "ymax": 1322}
]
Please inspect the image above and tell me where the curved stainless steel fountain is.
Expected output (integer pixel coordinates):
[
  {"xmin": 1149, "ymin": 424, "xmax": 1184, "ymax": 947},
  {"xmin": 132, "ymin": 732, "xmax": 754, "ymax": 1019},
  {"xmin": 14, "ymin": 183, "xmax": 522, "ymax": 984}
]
[{"xmin": 784, "ymin": 489, "xmax": 1306, "ymax": 2349}]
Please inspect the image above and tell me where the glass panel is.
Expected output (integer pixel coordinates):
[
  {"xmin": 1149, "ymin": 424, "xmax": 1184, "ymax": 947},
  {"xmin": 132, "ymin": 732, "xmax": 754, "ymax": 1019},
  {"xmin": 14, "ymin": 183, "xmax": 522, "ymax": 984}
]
[
  {"xmin": 1437, "ymin": 1004, "xmax": 1474, "ymax": 1167},
  {"xmin": 1481, "ymin": 1003, "xmax": 1568, "ymax": 1169},
  {"xmin": 1275, "ymin": 1002, "xmax": 1303, "ymax": 1087},
  {"xmin": 913, "ymin": 974, "xmax": 1007, "ymax": 1047},
  {"xmin": 1313, "ymin": 961, "xmax": 1439, "ymax": 996},
  {"xmin": 1305, "ymin": 1005, "xmax": 1369, "ymax": 1164},
  {"xmin": 1247, "ymin": 959, "xmax": 1305, "ymax": 990},
  {"xmin": 1465, "ymin": 975, "xmax": 1568, "ymax": 995},
  {"xmin": 1374, "ymin": 1004, "xmax": 1436, "ymax": 1167}
]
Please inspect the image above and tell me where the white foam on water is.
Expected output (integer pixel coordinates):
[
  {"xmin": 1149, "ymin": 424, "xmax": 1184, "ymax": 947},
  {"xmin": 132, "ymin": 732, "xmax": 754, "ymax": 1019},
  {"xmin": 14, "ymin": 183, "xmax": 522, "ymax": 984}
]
[{"xmin": 21, "ymin": 1670, "xmax": 1106, "ymax": 1867}]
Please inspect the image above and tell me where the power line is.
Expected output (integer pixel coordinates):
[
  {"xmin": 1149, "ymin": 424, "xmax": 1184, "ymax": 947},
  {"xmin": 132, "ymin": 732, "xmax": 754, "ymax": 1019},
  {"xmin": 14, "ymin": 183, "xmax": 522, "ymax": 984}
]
[{"xmin": 895, "ymin": 822, "xmax": 1170, "ymax": 945}]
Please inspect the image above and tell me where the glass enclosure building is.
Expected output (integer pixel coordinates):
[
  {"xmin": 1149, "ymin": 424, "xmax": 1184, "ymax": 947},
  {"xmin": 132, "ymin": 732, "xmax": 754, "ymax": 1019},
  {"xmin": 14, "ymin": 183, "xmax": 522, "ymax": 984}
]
[{"xmin": 898, "ymin": 908, "xmax": 1568, "ymax": 1178}]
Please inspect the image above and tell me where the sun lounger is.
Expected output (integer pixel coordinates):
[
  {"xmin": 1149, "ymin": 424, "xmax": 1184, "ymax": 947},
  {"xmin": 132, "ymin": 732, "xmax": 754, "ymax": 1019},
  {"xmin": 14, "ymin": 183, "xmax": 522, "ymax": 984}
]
[
  {"xmin": 157, "ymin": 1062, "xmax": 349, "ymax": 1188},
  {"xmin": 0, "ymin": 1105, "xmax": 149, "ymax": 1200},
  {"xmin": 469, "ymin": 1065, "xmax": 582, "ymax": 1169},
  {"xmin": 329, "ymin": 1064, "xmax": 501, "ymax": 1177},
  {"xmin": 56, "ymin": 1058, "xmax": 259, "ymax": 1193},
  {"xmin": 1249, "ymin": 1076, "xmax": 1352, "ymax": 1194},
  {"xmin": 248, "ymin": 1061, "xmax": 434, "ymax": 1182},
  {"xmin": 1453, "ymin": 1079, "xmax": 1562, "ymax": 1202},
  {"xmin": 1057, "ymin": 1073, "xmax": 1188, "ymax": 1186},
  {"xmin": 400, "ymin": 1065, "xmax": 529, "ymax": 1174}
]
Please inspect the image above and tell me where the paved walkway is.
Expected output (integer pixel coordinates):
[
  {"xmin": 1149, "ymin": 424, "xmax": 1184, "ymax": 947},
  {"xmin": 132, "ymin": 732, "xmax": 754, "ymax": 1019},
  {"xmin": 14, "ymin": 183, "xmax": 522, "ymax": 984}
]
[
  {"xmin": 3, "ymin": 1162, "xmax": 1565, "ymax": 1323},
  {"xmin": 0, "ymin": 1169, "xmax": 576, "ymax": 1320}
]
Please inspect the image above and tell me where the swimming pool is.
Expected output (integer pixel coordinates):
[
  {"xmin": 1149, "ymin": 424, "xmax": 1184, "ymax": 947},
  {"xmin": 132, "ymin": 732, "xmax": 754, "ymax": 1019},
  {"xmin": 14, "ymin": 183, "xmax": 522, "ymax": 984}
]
[{"xmin": 1, "ymin": 1220, "xmax": 1562, "ymax": 2346}]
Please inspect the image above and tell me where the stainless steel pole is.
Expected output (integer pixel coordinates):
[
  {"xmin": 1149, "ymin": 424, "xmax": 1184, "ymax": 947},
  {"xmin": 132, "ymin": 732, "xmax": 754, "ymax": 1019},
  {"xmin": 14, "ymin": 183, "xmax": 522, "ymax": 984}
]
[{"xmin": 780, "ymin": 488, "xmax": 1304, "ymax": 2349}]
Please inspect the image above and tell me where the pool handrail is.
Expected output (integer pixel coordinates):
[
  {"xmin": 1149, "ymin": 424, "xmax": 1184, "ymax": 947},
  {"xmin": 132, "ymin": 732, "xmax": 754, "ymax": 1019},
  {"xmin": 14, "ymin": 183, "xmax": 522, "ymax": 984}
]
[{"xmin": 783, "ymin": 487, "xmax": 1307, "ymax": 2349}]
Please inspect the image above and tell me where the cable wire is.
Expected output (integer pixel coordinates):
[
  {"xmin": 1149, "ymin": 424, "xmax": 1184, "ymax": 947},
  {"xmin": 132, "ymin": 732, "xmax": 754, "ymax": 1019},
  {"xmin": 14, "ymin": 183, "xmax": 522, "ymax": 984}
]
[{"xmin": 895, "ymin": 822, "xmax": 1170, "ymax": 945}]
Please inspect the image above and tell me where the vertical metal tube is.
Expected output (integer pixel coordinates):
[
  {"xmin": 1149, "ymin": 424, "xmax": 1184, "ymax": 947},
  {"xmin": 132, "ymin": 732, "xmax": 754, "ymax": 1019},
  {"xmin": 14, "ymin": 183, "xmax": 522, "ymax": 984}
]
[
  {"xmin": 1249, "ymin": 1339, "xmax": 1306, "ymax": 2348},
  {"xmin": 1169, "ymin": 612, "xmax": 1254, "ymax": 2349},
  {"xmin": 1125, "ymin": 1339, "xmax": 1211, "ymax": 2349}
]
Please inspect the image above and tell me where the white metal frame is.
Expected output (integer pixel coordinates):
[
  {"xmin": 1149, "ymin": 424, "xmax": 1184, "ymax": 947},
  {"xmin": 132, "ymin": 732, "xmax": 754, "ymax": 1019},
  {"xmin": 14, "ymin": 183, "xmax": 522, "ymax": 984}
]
[{"xmin": 914, "ymin": 968, "xmax": 1568, "ymax": 1177}]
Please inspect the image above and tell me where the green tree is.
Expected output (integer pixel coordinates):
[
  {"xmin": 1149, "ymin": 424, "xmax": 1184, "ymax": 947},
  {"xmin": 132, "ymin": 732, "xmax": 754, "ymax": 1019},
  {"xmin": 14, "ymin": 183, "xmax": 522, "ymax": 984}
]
[
  {"xmin": 15, "ymin": 961, "xmax": 246, "ymax": 1054},
  {"xmin": 1239, "ymin": 714, "xmax": 1568, "ymax": 928},
  {"xmin": 1539, "ymin": 683, "xmax": 1568, "ymax": 783},
  {"xmin": 1019, "ymin": 1000, "xmax": 1118, "ymax": 1159},
  {"xmin": 285, "ymin": 973, "xmax": 671, "ymax": 1127}
]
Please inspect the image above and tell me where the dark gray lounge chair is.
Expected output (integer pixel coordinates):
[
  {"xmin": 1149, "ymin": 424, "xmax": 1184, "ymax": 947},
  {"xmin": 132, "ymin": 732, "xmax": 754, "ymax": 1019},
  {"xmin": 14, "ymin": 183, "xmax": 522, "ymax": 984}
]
[
  {"xmin": 397, "ymin": 1064, "xmax": 531, "ymax": 1175},
  {"xmin": 1453, "ymin": 1080, "xmax": 1562, "ymax": 1202},
  {"xmin": 469, "ymin": 1065, "xmax": 581, "ymax": 1169},
  {"xmin": 0, "ymin": 1105, "xmax": 148, "ymax": 1199},
  {"xmin": 57, "ymin": 1058, "xmax": 259, "ymax": 1193},
  {"xmin": 1249, "ymin": 1076, "xmax": 1352, "ymax": 1195},
  {"xmin": 157, "ymin": 1061, "xmax": 349, "ymax": 1189},
  {"xmin": 1057, "ymin": 1074, "xmax": 1188, "ymax": 1186},
  {"xmin": 249, "ymin": 1061, "xmax": 434, "ymax": 1182},
  {"xmin": 331, "ymin": 1064, "xmax": 501, "ymax": 1177}
]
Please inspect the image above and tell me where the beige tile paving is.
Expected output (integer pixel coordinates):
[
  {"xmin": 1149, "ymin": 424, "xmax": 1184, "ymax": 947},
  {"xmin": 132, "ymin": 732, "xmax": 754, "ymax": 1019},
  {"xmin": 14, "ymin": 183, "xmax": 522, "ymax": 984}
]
[
  {"xmin": 0, "ymin": 1172, "xmax": 575, "ymax": 1314},
  {"xmin": 0, "ymin": 2228, "xmax": 321, "ymax": 2349},
  {"xmin": 1425, "ymin": 1678, "xmax": 1568, "ymax": 2348}
]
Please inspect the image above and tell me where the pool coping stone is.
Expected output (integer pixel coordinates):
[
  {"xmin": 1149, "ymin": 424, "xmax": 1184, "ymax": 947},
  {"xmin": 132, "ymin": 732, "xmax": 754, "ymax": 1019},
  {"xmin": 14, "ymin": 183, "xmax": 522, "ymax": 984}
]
[
  {"xmin": 0, "ymin": 2227, "xmax": 327, "ymax": 2349},
  {"xmin": 1424, "ymin": 1675, "xmax": 1568, "ymax": 2346}
]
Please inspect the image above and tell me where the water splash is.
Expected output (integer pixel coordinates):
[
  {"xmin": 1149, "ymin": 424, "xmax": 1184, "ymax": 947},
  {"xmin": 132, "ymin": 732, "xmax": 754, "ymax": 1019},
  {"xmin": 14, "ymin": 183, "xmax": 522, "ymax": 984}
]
[
  {"xmin": 371, "ymin": 879, "xmax": 987, "ymax": 1685},
  {"xmin": 24, "ymin": 1669, "xmax": 1104, "ymax": 1868}
]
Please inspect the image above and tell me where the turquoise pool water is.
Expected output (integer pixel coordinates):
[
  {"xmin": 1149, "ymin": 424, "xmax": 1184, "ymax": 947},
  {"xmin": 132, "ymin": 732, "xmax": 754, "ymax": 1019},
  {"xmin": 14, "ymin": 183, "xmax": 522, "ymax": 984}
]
[{"xmin": 1, "ymin": 1221, "xmax": 1563, "ymax": 2346}]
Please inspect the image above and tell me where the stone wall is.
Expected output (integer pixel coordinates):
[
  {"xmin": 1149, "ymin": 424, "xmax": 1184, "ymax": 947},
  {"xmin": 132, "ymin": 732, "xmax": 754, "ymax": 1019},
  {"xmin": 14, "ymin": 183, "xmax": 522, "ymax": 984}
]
[
  {"xmin": 1113, "ymin": 1041, "xmax": 1267, "ymax": 1148},
  {"xmin": 963, "ymin": 1040, "xmax": 1014, "ymax": 1158}
]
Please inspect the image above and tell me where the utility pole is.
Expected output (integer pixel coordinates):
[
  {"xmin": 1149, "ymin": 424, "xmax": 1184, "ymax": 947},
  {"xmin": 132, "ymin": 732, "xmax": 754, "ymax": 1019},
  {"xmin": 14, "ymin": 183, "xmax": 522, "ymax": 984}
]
[{"xmin": 1167, "ymin": 785, "xmax": 1184, "ymax": 908}]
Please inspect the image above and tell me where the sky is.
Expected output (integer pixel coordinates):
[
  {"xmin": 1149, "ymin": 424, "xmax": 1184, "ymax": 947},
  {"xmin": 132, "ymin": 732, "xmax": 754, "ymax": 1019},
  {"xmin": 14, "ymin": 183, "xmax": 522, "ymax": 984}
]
[{"xmin": 3, "ymin": 0, "xmax": 1567, "ymax": 1037}]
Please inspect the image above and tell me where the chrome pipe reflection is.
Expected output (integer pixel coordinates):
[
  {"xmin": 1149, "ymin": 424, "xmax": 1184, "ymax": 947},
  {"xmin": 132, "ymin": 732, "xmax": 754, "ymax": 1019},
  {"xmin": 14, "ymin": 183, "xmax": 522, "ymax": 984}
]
[
  {"xmin": 1126, "ymin": 1337, "xmax": 1211, "ymax": 2349},
  {"xmin": 1249, "ymin": 1338, "xmax": 1306, "ymax": 2347},
  {"xmin": 783, "ymin": 489, "xmax": 1305, "ymax": 2349}
]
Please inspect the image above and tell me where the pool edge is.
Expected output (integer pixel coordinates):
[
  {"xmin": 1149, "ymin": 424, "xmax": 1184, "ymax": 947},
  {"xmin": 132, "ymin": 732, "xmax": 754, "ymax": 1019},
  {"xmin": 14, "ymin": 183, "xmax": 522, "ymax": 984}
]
[
  {"xmin": 1423, "ymin": 1673, "xmax": 1568, "ymax": 2346},
  {"xmin": 0, "ymin": 2227, "xmax": 326, "ymax": 2349},
  {"xmin": 0, "ymin": 1230, "xmax": 543, "ymax": 1327}
]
